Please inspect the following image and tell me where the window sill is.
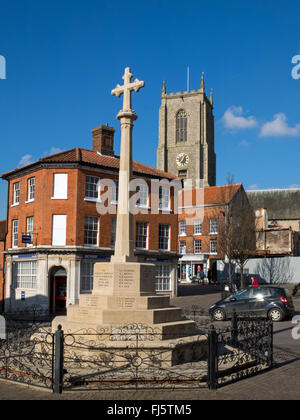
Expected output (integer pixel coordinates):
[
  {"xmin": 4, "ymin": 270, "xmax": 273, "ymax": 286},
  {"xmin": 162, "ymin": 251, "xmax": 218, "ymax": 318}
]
[
  {"xmin": 209, "ymin": 232, "xmax": 218, "ymax": 236},
  {"xmin": 11, "ymin": 203, "xmax": 19, "ymax": 208},
  {"xmin": 84, "ymin": 197, "xmax": 102, "ymax": 203},
  {"xmin": 136, "ymin": 204, "xmax": 150, "ymax": 209},
  {"xmin": 25, "ymin": 199, "xmax": 35, "ymax": 204},
  {"xmin": 83, "ymin": 244, "xmax": 99, "ymax": 248},
  {"xmin": 51, "ymin": 197, "xmax": 68, "ymax": 200}
]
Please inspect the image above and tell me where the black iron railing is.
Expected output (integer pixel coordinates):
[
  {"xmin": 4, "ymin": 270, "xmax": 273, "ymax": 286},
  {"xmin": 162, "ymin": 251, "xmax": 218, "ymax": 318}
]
[{"xmin": 0, "ymin": 311, "xmax": 273, "ymax": 393}]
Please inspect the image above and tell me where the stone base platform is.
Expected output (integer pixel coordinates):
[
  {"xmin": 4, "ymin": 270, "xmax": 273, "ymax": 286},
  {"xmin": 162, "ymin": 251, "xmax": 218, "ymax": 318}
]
[
  {"xmin": 49, "ymin": 322, "xmax": 208, "ymax": 368},
  {"xmin": 52, "ymin": 318, "xmax": 198, "ymax": 341}
]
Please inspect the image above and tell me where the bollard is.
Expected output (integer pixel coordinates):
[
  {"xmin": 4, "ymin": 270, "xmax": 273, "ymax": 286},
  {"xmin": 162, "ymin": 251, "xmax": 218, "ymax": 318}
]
[
  {"xmin": 53, "ymin": 325, "xmax": 64, "ymax": 394},
  {"xmin": 231, "ymin": 310, "xmax": 238, "ymax": 346},
  {"xmin": 268, "ymin": 320, "xmax": 274, "ymax": 367}
]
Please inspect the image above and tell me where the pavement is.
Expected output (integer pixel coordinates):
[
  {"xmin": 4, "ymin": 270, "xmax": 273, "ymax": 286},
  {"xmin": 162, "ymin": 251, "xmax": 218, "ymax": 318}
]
[{"xmin": 0, "ymin": 284, "xmax": 300, "ymax": 401}]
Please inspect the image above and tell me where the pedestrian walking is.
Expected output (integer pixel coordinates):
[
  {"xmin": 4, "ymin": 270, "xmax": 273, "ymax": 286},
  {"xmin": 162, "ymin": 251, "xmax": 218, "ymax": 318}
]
[{"xmin": 207, "ymin": 269, "xmax": 212, "ymax": 285}]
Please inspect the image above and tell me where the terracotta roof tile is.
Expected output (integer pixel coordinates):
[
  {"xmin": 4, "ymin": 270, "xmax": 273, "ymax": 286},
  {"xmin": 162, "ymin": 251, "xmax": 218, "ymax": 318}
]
[
  {"xmin": 3, "ymin": 148, "xmax": 179, "ymax": 180},
  {"xmin": 180, "ymin": 183, "xmax": 243, "ymax": 206}
]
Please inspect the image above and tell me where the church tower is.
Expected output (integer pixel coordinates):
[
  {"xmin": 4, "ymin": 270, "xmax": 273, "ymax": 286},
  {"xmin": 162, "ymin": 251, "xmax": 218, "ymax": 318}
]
[{"xmin": 157, "ymin": 75, "xmax": 216, "ymax": 187}]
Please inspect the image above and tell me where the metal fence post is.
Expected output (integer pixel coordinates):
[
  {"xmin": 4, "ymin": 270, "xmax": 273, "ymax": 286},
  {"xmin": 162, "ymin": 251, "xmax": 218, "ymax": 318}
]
[
  {"xmin": 53, "ymin": 325, "xmax": 64, "ymax": 394},
  {"xmin": 268, "ymin": 320, "xmax": 274, "ymax": 367},
  {"xmin": 208, "ymin": 325, "xmax": 218, "ymax": 390},
  {"xmin": 231, "ymin": 309, "xmax": 238, "ymax": 346}
]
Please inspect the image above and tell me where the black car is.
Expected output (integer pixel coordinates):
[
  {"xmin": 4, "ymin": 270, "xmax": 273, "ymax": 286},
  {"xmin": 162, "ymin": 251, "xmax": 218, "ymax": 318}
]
[{"xmin": 209, "ymin": 286, "xmax": 295, "ymax": 322}]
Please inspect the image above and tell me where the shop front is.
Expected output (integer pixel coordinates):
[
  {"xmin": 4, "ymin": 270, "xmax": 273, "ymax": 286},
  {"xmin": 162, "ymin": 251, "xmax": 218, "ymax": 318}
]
[{"xmin": 178, "ymin": 254, "xmax": 209, "ymax": 282}]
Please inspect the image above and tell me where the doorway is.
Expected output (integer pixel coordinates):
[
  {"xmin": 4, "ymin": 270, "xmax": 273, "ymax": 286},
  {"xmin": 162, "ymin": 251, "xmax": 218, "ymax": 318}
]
[{"xmin": 49, "ymin": 266, "xmax": 67, "ymax": 315}]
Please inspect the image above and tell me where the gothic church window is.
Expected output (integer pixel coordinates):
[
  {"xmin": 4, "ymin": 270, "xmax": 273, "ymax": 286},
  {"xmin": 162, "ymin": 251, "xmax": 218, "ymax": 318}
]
[{"xmin": 176, "ymin": 110, "xmax": 187, "ymax": 143}]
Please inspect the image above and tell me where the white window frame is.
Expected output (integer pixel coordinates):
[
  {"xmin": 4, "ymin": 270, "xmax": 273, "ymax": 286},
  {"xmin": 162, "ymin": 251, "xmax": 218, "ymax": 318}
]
[
  {"xmin": 27, "ymin": 177, "xmax": 35, "ymax": 202},
  {"xmin": 194, "ymin": 220, "xmax": 202, "ymax": 235},
  {"xmin": 210, "ymin": 238, "xmax": 217, "ymax": 254},
  {"xmin": 179, "ymin": 221, "xmax": 186, "ymax": 236},
  {"xmin": 111, "ymin": 180, "xmax": 119, "ymax": 204},
  {"xmin": 52, "ymin": 173, "xmax": 68, "ymax": 200},
  {"xmin": 12, "ymin": 182, "xmax": 20, "ymax": 206},
  {"xmin": 80, "ymin": 261, "xmax": 94, "ymax": 292},
  {"xmin": 85, "ymin": 175, "xmax": 100, "ymax": 201},
  {"xmin": 26, "ymin": 216, "xmax": 34, "ymax": 247},
  {"xmin": 136, "ymin": 222, "xmax": 148, "ymax": 250},
  {"xmin": 12, "ymin": 219, "xmax": 18, "ymax": 248},
  {"xmin": 179, "ymin": 240, "xmax": 186, "ymax": 254},
  {"xmin": 13, "ymin": 261, "xmax": 37, "ymax": 290},
  {"xmin": 159, "ymin": 224, "xmax": 170, "ymax": 251},
  {"xmin": 210, "ymin": 219, "xmax": 218, "ymax": 235},
  {"xmin": 136, "ymin": 184, "xmax": 149, "ymax": 208},
  {"xmin": 194, "ymin": 239, "xmax": 202, "ymax": 254},
  {"xmin": 159, "ymin": 187, "xmax": 170, "ymax": 211},
  {"xmin": 84, "ymin": 216, "xmax": 99, "ymax": 247},
  {"xmin": 155, "ymin": 265, "xmax": 172, "ymax": 292}
]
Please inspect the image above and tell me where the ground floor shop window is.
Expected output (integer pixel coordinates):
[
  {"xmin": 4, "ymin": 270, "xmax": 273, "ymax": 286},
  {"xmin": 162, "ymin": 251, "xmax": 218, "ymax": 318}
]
[
  {"xmin": 155, "ymin": 265, "xmax": 171, "ymax": 291},
  {"xmin": 80, "ymin": 261, "xmax": 94, "ymax": 292},
  {"xmin": 13, "ymin": 261, "xmax": 37, "ymax": 289}
]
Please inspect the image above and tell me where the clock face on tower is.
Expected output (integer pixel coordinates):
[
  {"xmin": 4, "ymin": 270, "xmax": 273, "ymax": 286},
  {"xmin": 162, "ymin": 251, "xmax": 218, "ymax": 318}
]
[{"xmin": 176, "ymin": 153, "xmax": 189, "ymax": 168}]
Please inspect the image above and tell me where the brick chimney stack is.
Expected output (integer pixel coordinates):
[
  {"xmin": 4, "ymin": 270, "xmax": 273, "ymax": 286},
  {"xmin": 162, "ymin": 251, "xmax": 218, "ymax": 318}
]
[{"xmin": 92, "ymin": 124, "xmax": 115, "ymax": 156}]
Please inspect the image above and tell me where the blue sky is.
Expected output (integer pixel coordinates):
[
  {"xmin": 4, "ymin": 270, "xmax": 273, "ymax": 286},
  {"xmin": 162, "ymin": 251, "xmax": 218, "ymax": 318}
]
[{"xmin": 0, "ymin": 0, "xmax": 300, "ymax": 219}]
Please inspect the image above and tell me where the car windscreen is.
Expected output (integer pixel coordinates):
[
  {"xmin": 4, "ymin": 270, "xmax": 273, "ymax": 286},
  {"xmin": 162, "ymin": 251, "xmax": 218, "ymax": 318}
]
[{"xmin": 230, "ymin": 289, "xmax": 251, "ymax": 300}]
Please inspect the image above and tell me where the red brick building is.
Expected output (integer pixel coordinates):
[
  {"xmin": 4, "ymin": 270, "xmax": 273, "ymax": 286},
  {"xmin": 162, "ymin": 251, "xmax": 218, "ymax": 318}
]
[
  {"xmin": 0, "ymin": 220, "xmax": 6, "ymax": 309},
  {"xmin": 177, "ymin": 183, "xmax": 250, "ymax": 283},
  {"xmin": 1, "ymin": 125, "xmax": 181, "ymax": 314}
]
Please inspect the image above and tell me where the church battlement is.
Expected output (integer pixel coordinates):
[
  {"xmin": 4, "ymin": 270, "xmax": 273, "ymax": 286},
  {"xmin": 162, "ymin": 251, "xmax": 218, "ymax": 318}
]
[{"xmin": 157, "ymin": 75, "xmax": 216, "ymax": 188}]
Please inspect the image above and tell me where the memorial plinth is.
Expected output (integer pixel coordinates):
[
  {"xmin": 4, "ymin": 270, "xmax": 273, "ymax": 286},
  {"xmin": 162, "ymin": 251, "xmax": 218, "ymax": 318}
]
[
  {"xmin": 51, "ymin": 67, "xmax": 203, "ymax": 366},
  {"xmin": 52, "ymin": 261, "xmax": 197, "ymax": 340}
]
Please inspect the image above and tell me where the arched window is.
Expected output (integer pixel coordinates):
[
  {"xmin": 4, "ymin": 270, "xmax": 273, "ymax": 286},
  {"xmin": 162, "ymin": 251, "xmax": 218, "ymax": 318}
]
[{"xmin": 176, "ymin": 110, "xmax": 187, "ymax": 143}]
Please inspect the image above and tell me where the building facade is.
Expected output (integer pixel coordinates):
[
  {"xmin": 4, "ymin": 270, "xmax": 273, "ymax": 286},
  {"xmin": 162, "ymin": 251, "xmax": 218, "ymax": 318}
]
[
  {"xmin": 247, "ymin": 188, "xmax": 300, "ymax": 232},
  {"xmin": 0, "ymin": 221, "xmax": 6, "ymax": 309},
  {"xmin": 1, "ymin": 125, "xmax": 181, "ymax": 314},
  {"xmin": 177, "ymin": 184, "xmax": 252, "ymax": 283},
  {"xmin": 157, "ymin": 76, "xmax": 216, "ymax": 188}
]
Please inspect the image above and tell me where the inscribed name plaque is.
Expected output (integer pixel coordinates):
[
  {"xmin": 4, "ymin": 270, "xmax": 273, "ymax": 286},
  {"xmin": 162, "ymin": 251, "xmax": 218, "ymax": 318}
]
[
  {"xmin": 117, "ymin": 297, "xmax": 135, "ymax": 309},
  {"xmin": 118, "ymin": 268, "xmax": 135, "ymax": 289},
  {"xmin": 93, "ymin": 264, "xmax": 114, "ymax": 294}
]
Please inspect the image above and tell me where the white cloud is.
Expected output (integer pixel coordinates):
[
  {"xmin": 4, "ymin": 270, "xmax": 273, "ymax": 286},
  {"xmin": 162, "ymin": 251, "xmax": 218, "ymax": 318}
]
[
  {"xmin": 260, "ymin": 113, "xmax": 300, "ymax": 137},
  {"xmin": 18, "ymin": 154, "xmax": 34, "ymax": 167},
  {"xmin": 41, "ymin": 147, "xmax": 64, "ymax": 158},
  {"xmin": 239, "ymin": 140, "xmax": 250, "ymax": 147},
  {"xmin": 248, "ymin": 184, "xmax": 259, "ymax": 190},
  {"xmin": 49, "ymin": 147, "xmax": 63, "ymax": 155},
  {"xmin": 288, "ymin": 184, "xmax": 300, "ymax": 189},
  {"xmin": 222, "ymin": 106, "xmax": 258, "ymax": 130}
]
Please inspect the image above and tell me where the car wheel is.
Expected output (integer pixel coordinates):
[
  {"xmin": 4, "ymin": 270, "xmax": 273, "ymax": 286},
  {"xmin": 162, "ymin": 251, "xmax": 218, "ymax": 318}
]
[
  {"xmin": 212, "ymin": 308, "xmax": 226, "ymax": 321},
  {"xmin": 268, "ymin": 308, "xmax": 283, "ymax": 322}
]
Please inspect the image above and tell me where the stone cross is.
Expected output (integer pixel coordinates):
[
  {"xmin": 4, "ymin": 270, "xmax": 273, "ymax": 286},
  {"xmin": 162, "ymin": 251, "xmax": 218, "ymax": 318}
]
[
  {"xmin": 111, "ymin": 67, "xmax": 145, "ymax": 263},
  {"xmin": 111, "ymin": 67, "xmax": 144, "ymax": 112}
]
